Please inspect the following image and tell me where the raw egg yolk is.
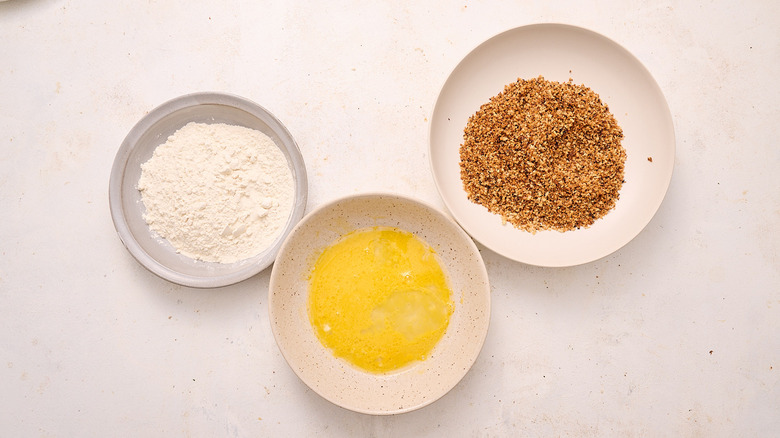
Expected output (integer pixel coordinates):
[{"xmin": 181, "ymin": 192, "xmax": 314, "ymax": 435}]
[{"xmin": 308, "ymin": 227, "xmax": 454, "ymax": 373}]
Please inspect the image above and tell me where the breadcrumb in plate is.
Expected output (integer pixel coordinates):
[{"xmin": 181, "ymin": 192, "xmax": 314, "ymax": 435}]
[{"xmin": 459, "ymin": 76, "xmax": 626, "ymax": 233}]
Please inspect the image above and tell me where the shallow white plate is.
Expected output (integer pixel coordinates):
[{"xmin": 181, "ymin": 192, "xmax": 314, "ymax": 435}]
[
  {"xmin": 269, "ymin": 193, "xmax": 490, "ymax": 415},
  {"xmin": 429, "ymin": 23, "xmax": 675, "ymax": 267}
]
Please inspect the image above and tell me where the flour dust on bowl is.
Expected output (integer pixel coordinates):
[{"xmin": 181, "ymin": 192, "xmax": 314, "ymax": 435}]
[
  {"xmin": 269, "ymin": 193, "xmax": 490, "ymax": 415},
  {"xmin": 429, "ymin": 23, "xmax": 675, "ymax": 267},
  {"xmin": 109, "ymin": 92, "xmax": 308, "ymax": 288}
]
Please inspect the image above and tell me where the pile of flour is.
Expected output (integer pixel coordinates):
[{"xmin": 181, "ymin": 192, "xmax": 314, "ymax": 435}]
[{"xmin": 137, "ymin": 122, "xmax": 294, "ymax": 263}]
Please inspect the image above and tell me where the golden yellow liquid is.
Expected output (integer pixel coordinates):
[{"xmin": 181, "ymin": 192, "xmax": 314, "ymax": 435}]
[{"xmin": 308, "ymin": 227, "xmax": 454, "ymax": 373}]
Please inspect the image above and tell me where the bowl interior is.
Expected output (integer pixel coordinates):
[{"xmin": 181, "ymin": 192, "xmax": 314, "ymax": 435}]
[
  {"xmin": 110, "ymin": 93, "xmax": 307, "ymax": 288},
  {"xmin": 269, "ymin": 193, "xmax": 490, "ymax": 414}
]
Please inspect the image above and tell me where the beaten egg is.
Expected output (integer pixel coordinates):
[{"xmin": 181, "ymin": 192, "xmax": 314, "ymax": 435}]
[{"xmin": 308, "ymin": 227, "xmax": 454, "ymax": 373}]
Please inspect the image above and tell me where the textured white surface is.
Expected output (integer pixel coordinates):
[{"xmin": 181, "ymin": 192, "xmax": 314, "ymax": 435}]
[{"xmin": 0, "ymin": 1, "xmax": 778, "ymax": 436}]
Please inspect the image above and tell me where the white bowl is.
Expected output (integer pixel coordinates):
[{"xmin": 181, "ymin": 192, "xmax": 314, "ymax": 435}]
[
  {"xmin": 269, "ymin": 193, "xmax": 490, "ymax": 415},
  {"xmin": 430, "ymin": 24, "xmax": 675, "ymax": 267},
  {"xmin": 109, "ymin": 92, "xmax": 308, "ymax": 288}
]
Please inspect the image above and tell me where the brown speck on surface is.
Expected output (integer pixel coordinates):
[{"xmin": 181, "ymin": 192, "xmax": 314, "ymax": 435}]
[
  {"xmin": 459, "ymin": 76, "xmax": 626, "ymax": 232},
  {"xmin": 648, "ymin": 156, "xmax": 653, "ymax": 162},
  {"xmin": 709, "ymin": 350, "xmax": 713, "ymax": 355}
]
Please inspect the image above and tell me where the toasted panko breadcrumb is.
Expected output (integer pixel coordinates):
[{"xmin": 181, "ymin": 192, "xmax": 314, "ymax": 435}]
[{"xmin": 459, "ymin": 76, "xmax": 626, "ymax": 232}]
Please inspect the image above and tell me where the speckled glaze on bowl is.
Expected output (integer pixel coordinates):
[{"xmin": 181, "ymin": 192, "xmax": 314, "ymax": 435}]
[
  {"xmin": 109, "ymin": 92, "xmax": 308, "ymax": 288},
  {"xmin": 268, "ymin": 193, "xmax": 490, "ymax": 415}
]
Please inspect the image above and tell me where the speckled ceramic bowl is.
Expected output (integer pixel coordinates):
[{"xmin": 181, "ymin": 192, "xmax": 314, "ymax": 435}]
[{"xmin": 268, "ymin": 193, "xmax": 490, "ymax": 415}]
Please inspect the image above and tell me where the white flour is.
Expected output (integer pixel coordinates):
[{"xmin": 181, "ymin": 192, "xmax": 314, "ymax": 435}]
[{"xmin": 137, "ymin": 122, "xmax": 294, "ymax": 263}]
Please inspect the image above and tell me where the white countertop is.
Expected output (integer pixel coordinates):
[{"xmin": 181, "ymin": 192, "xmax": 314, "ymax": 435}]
[{"xmin": 1, "ymin": 1, "xmax": 778, "ymax": 436}]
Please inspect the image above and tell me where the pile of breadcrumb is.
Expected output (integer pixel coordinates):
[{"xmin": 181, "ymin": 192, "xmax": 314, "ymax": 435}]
[{"xmin": 459, "ymin": 76, "xmax": 626, "ymax": 232}]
